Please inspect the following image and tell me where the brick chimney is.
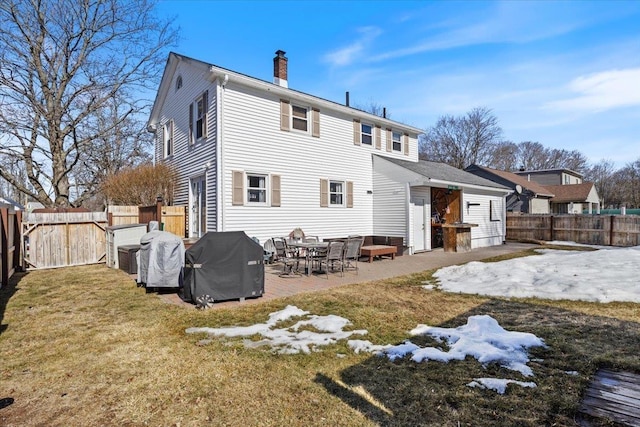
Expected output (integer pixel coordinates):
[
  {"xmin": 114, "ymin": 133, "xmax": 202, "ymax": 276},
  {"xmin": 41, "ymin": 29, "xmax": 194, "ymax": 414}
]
[{"xmin": 273, "ymin": 50, "xmax": 288, "ymax": 88}]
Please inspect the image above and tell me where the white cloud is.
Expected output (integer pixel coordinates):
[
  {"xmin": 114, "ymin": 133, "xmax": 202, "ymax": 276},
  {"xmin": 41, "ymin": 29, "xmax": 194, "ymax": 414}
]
[
  {"xmin": 323, "ymin": 26, "xmax": 382, "ymax": 67},
  {"xmin": 545, "ymin": 68, "xmax": 640, "ymax": 113},
  {"xmin": 370, "ymin": 2, "xmax": 591, "ymax": 62}
]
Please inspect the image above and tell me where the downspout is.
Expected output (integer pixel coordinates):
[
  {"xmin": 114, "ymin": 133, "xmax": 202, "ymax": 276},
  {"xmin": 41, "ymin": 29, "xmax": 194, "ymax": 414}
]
[
  {"xmin": 217, "ymin": 74, "xmax": 229, "ymax": 231},
  {"xmin": 405, "ymin": 182, "xmax": 411, "ymax": 255}
]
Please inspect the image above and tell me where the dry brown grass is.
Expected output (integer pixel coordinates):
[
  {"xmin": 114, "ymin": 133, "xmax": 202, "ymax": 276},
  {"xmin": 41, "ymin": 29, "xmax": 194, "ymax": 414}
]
[{"xmin": 1, "ymin": 256, "xmax": 638, "ymax": 426}]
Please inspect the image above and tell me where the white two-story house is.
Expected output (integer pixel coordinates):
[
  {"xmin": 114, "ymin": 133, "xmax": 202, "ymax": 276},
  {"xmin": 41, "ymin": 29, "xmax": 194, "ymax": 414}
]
[{"xmin": 147, "ymin": 51, "xmax": 510, "ymax": 252}]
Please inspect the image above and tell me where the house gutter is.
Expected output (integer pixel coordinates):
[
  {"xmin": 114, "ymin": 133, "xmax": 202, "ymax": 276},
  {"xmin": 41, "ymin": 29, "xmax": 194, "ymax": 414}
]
[{"xmin": 422, "ymin": 178, "xmax": 512, "ymax": 194}]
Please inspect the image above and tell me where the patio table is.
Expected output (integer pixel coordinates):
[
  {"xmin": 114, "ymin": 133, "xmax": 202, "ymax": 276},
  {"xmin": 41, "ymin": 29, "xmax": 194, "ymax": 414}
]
[{"xmin": 288, "ymin": 241, "xmax": 328, "ymax": 276}]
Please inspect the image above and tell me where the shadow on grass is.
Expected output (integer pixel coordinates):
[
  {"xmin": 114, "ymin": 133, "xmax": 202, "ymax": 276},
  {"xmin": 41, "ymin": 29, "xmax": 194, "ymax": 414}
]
[
  {"xmin": 0, "ymin": 271, "xmax": 26, "ymax": 336},
  {"xmin": 317, "ymin": 299, "xmax": 640, "ymax": 427}
]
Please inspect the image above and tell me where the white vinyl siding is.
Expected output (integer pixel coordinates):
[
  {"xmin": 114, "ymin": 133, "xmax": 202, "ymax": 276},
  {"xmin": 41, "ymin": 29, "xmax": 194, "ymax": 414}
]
[
  {"xmin": 463, "ymin": 190, "xmax": 506, "ymax": 248},
  {"xmin": 221, "ymin": 84, "xmax": 374, "ymax": 241},
  {"xmin": 152, "ymin": 58, "xmax": 420, "ymax": 243},
  {"xmin": 153, "ymin": 61, "xmax": 218, "ymax": 232}
]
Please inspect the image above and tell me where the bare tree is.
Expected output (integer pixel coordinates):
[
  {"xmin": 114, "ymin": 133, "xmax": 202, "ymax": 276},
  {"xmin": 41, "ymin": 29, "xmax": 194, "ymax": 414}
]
[
  {"xmin": 70, "ymin": 92, "xmax": 153, "ymax": 208},
  {"xmin": 487, "ymin": 140, "xmax": 518, "ymax": 171},
  {"xmin": 353, "ymin": 98, "xmax": 391, "ymax": 119},
  {"xmin": 584, "ymin": 159, "xmax": 616, "ymax": 208},
  {"xmin": 0, "ymin": 0, "xmax": 177, "ymax": 207},
  {"xmin": 420, "ymin": 107, "xmax": 502, "ymax": 169},
  {"xmin": 609, "ymin": 159, "xmax": 640, "ymax": 209}
]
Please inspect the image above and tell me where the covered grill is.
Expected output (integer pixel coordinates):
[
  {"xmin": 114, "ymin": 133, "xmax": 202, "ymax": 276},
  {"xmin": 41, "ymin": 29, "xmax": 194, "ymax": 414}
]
[{"xmin": 183, "ymin": 231, "xmax": 264, "ymax": 303}]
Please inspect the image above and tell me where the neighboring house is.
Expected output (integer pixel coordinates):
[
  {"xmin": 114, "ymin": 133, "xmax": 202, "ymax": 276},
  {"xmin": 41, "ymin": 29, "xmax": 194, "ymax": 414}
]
[
  {"xmin": 147, "ymin": 50, "xmax": 510, "ymax": 253},
  {"xmin": 544, "ymin": 183, "xmax": 600, "ymax": 214},
  {"xmin": 514, "ymin": 168, "xmax": 584, "ymax": 186},
  {"xmin": 513, "ymin": 168, "xmax": 600, "ymax": 214},
  {"xmin": 465, "ymin": 165, "xmax": 555, "ymax": 214}
]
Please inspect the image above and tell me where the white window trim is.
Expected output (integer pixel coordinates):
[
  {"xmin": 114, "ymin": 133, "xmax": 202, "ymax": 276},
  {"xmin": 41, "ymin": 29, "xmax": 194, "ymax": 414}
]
[
  {"xmin": 195, "ymin": 94, "xmax": 206, "ymax": 141},
  {"xmin": 163, "ymin": 120, "xmax": 173, "ymax": 158},
  {"xmin": 329, "ymin": 180, "xmax": 345, "ymax": 207},
  {"xmin": 392, "ymin": 130, "xmax": 402, "ymax": 152},
  {"xmin": 361, "ymin": 123, "xmax": 373, "ymax": 145},
  {"xmin": 246, "ymin": 173, "xmax": 269, "ymax": 205},
  {"xmin": 290, "ymin": 104, "xmax": 309, "ymax": 133}
]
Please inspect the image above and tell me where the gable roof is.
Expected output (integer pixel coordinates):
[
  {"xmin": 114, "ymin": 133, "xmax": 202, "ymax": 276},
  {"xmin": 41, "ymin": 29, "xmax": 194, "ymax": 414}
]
[
  {"xmin": 545, "ymin": 183, "xmax": 597, "ymax": 203},
  {"xmin": 466, "ymin": 165, "xmax": 555, "ymax": 197},
  {"xmin": 379, "ymin": 156, "xmax": 509, "ymax": 191},
  {"xmin": 148, "ymin": 52, "xmax": 424, "ymax": 135}
]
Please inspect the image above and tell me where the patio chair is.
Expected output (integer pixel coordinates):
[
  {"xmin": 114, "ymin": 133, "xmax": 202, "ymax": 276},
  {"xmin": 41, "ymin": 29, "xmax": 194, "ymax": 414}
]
[
  {"xmin": 343, "ymin": 236, "xmax": 364, "ymax": 274},
  {"xmin": 252, "ymin": 237, "xmax": 274, "ymax": 264},
  {"xmin": 273, "ymin": 237, "xmax": 301, "ymax": 277},
  {"xmin": 318, "ymin": 240, "xmax": 345, "ymax": 278},
  {"xmin": 288, "ymin": 227, "xmax": 305, "ymax": 242}
]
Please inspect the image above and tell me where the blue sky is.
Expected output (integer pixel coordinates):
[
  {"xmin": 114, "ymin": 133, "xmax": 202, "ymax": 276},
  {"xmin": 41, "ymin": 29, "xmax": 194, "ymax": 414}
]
[{"xmin": 156, "ymin": 0, "xmax": 640, "ymax": 169}]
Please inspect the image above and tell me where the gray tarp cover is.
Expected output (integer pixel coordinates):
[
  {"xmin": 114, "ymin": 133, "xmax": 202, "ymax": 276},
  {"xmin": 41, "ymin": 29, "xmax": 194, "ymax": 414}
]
[
  {"xmin": 137, "ymin": 230, "xmax": 185, "ymax": 288},
  {"xmin": 183, "ymin": 231, "xmax": 264, "ymax": 303}
]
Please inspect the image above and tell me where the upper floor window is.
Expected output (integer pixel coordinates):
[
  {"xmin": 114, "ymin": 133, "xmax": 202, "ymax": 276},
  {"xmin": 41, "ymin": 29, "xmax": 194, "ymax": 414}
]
[
  {"xmin": 280, "ymin": 100, "xmax": 320, "ymax": 137},
  {"xmin": 361, "ymin": 123, "xmax": 373, "ymax": 145},
  {"xmin": 392, "ymin": 131, "xmax": 402, "ymax": 152},
  {"xmin": 247, "ymin": 174, "xmax": 267, "ymax": 204},
  {"xmin": 189, "ymin": 90, "xmax": 208, "ymax": 144},
  {"xmin": 291, "ymin": 105, "xmax": 308, "ymax": 132},
  {"xmin": 163, "ymin": 120, "xmax": 174, "ymax": 157},
  {"xmin": 196, "ymin": 95, "xmax": 206, "ymax": 139},
  {"xmin": 175, "ymin": 75, "xmax": 183, "ymax": 91}
]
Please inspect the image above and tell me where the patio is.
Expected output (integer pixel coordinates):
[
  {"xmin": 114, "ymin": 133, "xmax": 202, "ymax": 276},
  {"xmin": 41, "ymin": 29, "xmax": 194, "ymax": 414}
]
[{"xmin": 158, "ymin": 242, "xmax": 537, "ymax": 309}]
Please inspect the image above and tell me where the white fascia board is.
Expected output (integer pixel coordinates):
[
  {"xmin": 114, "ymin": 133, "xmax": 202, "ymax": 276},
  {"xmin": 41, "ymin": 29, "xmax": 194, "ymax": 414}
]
[{"xmin": 427, "ymin": 178, "xmax": 512, "ymax": 194}]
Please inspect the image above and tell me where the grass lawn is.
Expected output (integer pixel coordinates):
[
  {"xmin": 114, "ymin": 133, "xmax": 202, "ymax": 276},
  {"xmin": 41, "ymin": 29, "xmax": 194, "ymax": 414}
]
[{"xmin": 1, "ymin": 251, "xmax": 638, "ymax": 426}]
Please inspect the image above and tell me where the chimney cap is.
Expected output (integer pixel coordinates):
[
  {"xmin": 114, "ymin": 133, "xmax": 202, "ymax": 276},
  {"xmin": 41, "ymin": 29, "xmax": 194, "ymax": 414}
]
[{"xmin": 275, "ymin": 49, "xmax": 287, "ymax": 57}]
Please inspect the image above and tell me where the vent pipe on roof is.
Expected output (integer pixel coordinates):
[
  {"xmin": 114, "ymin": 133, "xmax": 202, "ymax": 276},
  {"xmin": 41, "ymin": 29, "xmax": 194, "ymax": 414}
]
[
  {"xmin": 273, "ymin": 50, "xmax": 288, "ymax": 88},
  {"xmin": 383, "ymin": 107, "xmax": 386, "ymax": 119},
  {"xmin": 346, "ymin": 91, "xmax": 350, "ymax": 107}
]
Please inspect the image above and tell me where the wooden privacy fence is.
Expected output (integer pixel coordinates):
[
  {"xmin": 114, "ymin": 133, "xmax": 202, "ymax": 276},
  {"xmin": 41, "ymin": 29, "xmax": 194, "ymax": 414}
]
[
  {"xmin": 1, "ymin": 205, "xmax": 22, "ymax": 287},
  {"xmin": 22, "ymin": 211, "xmax": 108, "ymax": 270},
  {"xmin": 108, "ymin": 203, "xmax": 187, "ymax": 237},
  {"xmin": 506, "ymin": 213, "xmax": 640, "ymax": 247}
]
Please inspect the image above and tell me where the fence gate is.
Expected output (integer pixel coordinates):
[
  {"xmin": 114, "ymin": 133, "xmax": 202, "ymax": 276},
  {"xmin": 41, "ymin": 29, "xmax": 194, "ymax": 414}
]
[{"xmin": 22, "ymin": 211, "xmax": 108, "ymax": 270}]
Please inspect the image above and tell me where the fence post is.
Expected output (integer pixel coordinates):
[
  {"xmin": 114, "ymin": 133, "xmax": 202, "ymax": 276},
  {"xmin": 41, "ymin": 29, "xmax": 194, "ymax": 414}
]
[
  {"xmin": 156, "ymin": 200, "xmax": 163, "ymax": 228},
  {"xmin": 610, "ymin": 215, "xmax": 614, "ymax": 246},
  {"xmin": 549, "ymin": 215, "xmax": 554, "ymax": 241},
  {"xmin": 1, "ymin": 207, "xmax": 8, "ymax": 287}
]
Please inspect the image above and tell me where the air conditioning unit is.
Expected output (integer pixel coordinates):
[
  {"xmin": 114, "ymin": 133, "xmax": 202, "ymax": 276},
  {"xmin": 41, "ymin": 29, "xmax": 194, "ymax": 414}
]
[{"xmin": 106, "ymin": 224, "xmax": 148, "ymax": 269}]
